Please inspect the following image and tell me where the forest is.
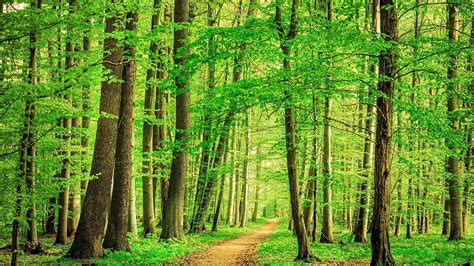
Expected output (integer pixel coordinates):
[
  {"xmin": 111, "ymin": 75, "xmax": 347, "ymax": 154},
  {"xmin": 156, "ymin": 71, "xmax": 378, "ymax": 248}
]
[{"xmin": 0, "ymin": 0, "xmax": 472, "ymax": 265}]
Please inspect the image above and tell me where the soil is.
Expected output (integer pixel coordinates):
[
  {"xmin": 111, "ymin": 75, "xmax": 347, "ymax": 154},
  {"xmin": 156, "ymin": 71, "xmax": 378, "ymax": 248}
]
[{"xmin": 181, "ymin": 219, "xmax": 278, "ymax": 265}]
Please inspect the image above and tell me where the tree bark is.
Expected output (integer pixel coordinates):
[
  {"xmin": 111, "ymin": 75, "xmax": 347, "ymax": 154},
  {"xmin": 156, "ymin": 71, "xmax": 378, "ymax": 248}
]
[
  {"xmin": 276, "ymin": 0, "xmax": 313, "ymax": 261},
  {"xmin": 446, "ymin": 0, "xmax": 463, "ymax": 241},
  {"xmin": 252, "ymin": 146, "xmax": 261, "ymax": 223},
  {"xmin": 103, "ymin": 10, "xmax": 137, "ymax": 251},
  {"xmin": 370, "ymin": 0, "xmax": 397, "ymax": 264},
  {"xmin": 142, "ymin": 0, "xmax": 163, "ymax": 236},
  {"xmin": 67, "ymin": 1, "xmax": 124, "ymax": 258},
  {"xmin": 240, "ymin": 111, "xmax": 251, "ymax": 228},
  {"xmin": 160, "ymin": 0, "xmax": 190, "ymax": 240}
]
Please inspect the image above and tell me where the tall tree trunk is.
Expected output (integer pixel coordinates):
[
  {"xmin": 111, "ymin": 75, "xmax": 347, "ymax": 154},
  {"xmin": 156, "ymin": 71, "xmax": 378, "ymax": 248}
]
[
  {"xmin": 12, "ymin": 2, "xmax": 41, "ymax": 263},
  {"xmin": 128, "ymin": 134, "xmax": 138, "ymax": 235},
  {"xmin": 142, "ymin": 0, "xmax": 163, "ymax": 236},
  {"xmin": 354, "ymin": 0, "xmax": 379, "ymax": 244},
  {"xmin": 81, "ymin": 26, "xmax": 91, "ymax": 198},
  {"xmin": 462, "ymin": 18, "xmax": 473, "ymax": 234},
  {"xmin": 252, "ymin": 146, "xmax": 261, "ymax": 223},
  {"xmin": 160, "ymin": 0, "xmax": 190, "ymax": 240},
  {"xmin": 320, "ymin": 0, "xmax": 334, "ymax": 244},
  {"xmin": 103, "ymin": 10, "xmax": 137, "ymax": 251},
  {"xmin": 276, "ymin": 0, "xmax": 313, "ymax": 261},
  {"xmin": 212, "ymin": 144, "xmax": 229, "ymax": 231},
  {"xmin": 370, "ymin": 0, "xmax": 397, "ymax": 264},
  {"xmin": 24, "ymin": 0, "xmax": 41, "ymax": 247},
  {"xmin": 226, "ymin": 126, "xmax": 237, "ymax": 225},
  {"xmin": 446, "ymin": 0, "xmax": 463, "ymax": 241},
  {"xmin": 66, "ymin": 0, "xmax": 81, "ymax": 238},
  {"xmin": 67, "ymin": 1, "xmax": 124, "ymax": 258},
  {"xmin": 240, "ymin": 111, "xmax": 251, "ymax": 228},
  {"xmin": 320, "ymin": 96, "xmax": 334, "ymax": 243}
]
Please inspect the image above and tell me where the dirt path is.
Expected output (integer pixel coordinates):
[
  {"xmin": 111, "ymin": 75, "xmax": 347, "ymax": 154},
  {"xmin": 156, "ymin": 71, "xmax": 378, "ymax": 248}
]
[{"xmin": 182, "ymin": 219, "xmax": 278, "ymax": 265}]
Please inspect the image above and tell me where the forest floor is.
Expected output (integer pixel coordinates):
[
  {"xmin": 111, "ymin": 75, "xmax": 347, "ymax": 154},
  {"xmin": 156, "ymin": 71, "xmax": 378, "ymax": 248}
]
[
  {"xmin": 258, "ymin": 218, "xmax": 474, "ymax": 265},
  {"xmin": 0, "ymin": 219, "xmax": 267, "ymax": 264},
  {"xmin": 181, "ymin": 219, "xmax": 278, "ymax": 265}
]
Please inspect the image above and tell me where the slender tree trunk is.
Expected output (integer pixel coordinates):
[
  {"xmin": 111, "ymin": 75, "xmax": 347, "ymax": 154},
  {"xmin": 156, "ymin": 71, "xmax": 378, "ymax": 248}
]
[
  {"xmin": 354, "ymin": 0, "xmax": 379, "ymax": 244},
  {"xmin": 12, "ymin": 2, "xmax": 41, "ymax": 262},
  {"xmin": 142, "ymin": 0, "xmax": 163, "ymax": 236},
  {"xmin": 23, "ymin": 0, "xmax": 42, "ymax": 247},
  {"xmin": 370, "ymin": 0, "xmax": 397, "ymax": 264},
  {"xmin": 81, "ymin": 27, "xmax": 91, "ymax": 198},
  {"xmin": 320, "ymin": 0, "xmax": 334, "ymax": 244},
  {"xmin": 103, "ymin": 11, "xmax": 137, "ymax": 251},
  {"xmin": 226, "ymin": 127, "xmax": 237, "ymax": 225},
  {"xmin": 252, "ymin": 146, "xmax": 261, "ymax": 223},
  {"xmin": 67, "ymin": 2, "xmax": 124, "ymax": 258},
  {"xmin": 320, "ymin": 96, "xmax": 334, "ymax": 243},
  {"xmin": 212, "ymin": 144, "xmax": 229, "ymax": 231},
  {"xmin": 128, "ymin": 135, "xmax": 138, "ymax": 235},
  {"xmin": 240, "ymin": 111, "xmax": 251, "ymax": 228},
  {"xmin": 160, "ymin": 0, "xmax": 190, "ymax": 240},
  {"xmin": 276, "ymin": 0, "xmax": 313, "ymax": 260},
  {"xmin": 446, "ymin": 0, "xmax": 463, "ymax": 241},
  {"xmin": 462, "ymin": 19, "xmax": 473, "ymax": 234}
]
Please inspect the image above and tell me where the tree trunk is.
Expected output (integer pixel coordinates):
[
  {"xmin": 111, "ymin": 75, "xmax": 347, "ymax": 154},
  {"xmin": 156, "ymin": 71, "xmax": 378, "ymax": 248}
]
[
  {"xmin": 67, "ymin": 2, "xmax": 124, "ymax": 258},
  {"xmin": 240, "ymin": 111, "xmax": 251, "ymax": 228},
  {"xmin": 103, "ymin": 11, "xmax": 137, "ymax": 251},
  {"xmin": 446, "ymin": 0, "xmax": 463, "ymax": 241},
  {"xmin": 370, "ymin": 0, "xmax": 397, "ymax": 264},
  {"xmin": 142, "ymin": 0, "xmax": 163, "ymax": 236},
  {"xmin": 276, "ymin": 0, "xmax": 313, "ymax": 260},
  {"xmin": 320, "ymin": 96, "xmax": 334, "ymax": 244},
  {"xmin": 160, "ymin": 0, "xmax": 190, "ymax": 240},
  {"xmin": 212, "ymin": 144, "xmax": 229, "ymax": 231},
  {"xmin": 252, "ymin": 146, "xmax": 261, "ymax": 223},
  {"xmin": 226, "ymin": 126, "xmax": 237, "ymax": 225},
  {"xmin": 128, "ymin": 135, "xmax": 138, "ymax": 235}
]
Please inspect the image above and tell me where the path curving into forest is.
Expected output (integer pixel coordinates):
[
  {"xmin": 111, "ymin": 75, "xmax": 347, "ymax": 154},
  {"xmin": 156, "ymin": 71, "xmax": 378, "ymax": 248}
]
[{"xmin": 182, "ymin": 219, "xmax": 278, "ymax": 265}]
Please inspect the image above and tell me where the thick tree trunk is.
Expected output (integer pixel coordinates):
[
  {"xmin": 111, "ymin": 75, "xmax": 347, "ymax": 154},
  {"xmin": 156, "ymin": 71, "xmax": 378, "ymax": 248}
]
[
  {"xmin": 446, "ymin": 0, "xmax": 463, "ymax": 242},
  {"xmin": 103, "ymin": 11, "xmax": 137, "ymax": 251},
  {"xmin": 160, "ymin": 0, "xmax": 190, "ymax": 240},
  {"xmin": 370, "ymin": 0, "xmax": 397, "ymax": 264},
  {"xmin": 67, "ymin": 2, "xmax": 124, "ymax": 258}
]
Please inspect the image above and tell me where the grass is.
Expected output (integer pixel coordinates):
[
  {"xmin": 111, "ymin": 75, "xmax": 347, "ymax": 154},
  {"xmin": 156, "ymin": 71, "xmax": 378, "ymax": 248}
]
[
  {"xmin": 0, "ymin": 218, "xmax": 265, "ymax": 265},
  {"xmin": 257, "ymin": 218, "xmax": 474, "ymax": 265}
]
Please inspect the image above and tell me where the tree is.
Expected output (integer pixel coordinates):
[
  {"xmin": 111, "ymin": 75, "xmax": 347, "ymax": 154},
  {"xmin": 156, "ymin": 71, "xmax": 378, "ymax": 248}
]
[
  {"xmin": 370, "ymin": 0, "xmax": 397, "ymax": 264},
  {"xmin": 67, "ymin": 0, "xmax": 124, "ymax": 258},
  {"xmin": 103, "ymin": 10, "xmax": 138, "ymax": 251},
  {"xmin": 354, "ymin": 0, "xmax": 379, "ymax": 244},
  {"xmin": 446, "ymin": 0, "xmax": 464, "ymax": 242},
  {"xmin": 320, "ymin": 0, "xmax": 334, "ymax": 244},
  {"xmin": 276, "ymin": 0, "xmax": 313, "ymax": 261},
  {"xmin": 160, "ymin": 0, "xmax": 190, "ymax": 240}
]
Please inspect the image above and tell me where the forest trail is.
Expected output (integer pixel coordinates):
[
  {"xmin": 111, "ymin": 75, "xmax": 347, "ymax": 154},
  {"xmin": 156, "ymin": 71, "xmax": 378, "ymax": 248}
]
[{"xmin": 182, "ymin": 219, "xmax": 278, "ymax": 265}]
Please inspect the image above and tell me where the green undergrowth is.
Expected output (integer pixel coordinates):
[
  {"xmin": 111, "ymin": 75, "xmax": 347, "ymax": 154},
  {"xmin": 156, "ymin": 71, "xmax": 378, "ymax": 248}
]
[
  {"xmin": 0, "ymin": 218, "xmax": 265, "ymax": 265},
  {"xmin": 257, "ymin": 218, "xmax": 474, "ymax": 265}
]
